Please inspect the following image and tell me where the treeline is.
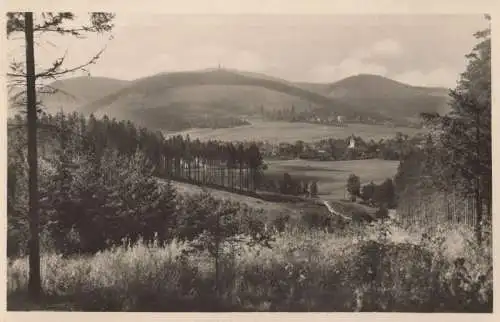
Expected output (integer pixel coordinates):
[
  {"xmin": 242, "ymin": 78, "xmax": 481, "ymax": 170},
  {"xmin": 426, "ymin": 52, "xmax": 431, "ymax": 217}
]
[
  {"xmin": 346, "ymin": 174, "xmax": 396, "ymax": 211},
  {"xmin": 256, "ymin": 132, "xmax": 421, "ymax": 161},
  {"xmin": 315, "ymin": 133, "xmax": 418, "ymax": 161},
  {"xmin": 136, "ymin": 106, "xmax": 250, "ymax": 131},
  {"xmin": 8, "ymin": 112, "xmax": 265, "ymax": 193},
  {"xmin": 260, "ymin": 104, "xmax": 422, "ymax": 128},
  {"xmin": 259, "ymin": 172, "xmax": 319, "ymax": 197},
  {"xmin": 261, "ymin": 105, "xmax": 350, "ymax": 126}
]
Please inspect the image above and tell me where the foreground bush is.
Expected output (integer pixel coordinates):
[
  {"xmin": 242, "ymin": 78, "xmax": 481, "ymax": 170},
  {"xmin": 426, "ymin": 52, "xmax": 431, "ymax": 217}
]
[{"xmin": 7, "ymin": 226, "xmax": 492, "ymax": 312}]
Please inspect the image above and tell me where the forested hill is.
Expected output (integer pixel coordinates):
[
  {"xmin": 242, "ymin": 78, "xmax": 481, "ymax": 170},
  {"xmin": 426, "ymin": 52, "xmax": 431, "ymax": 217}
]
[{"xmin": 29, "ymin": 70, "xmax": 450, "ymax": 131}]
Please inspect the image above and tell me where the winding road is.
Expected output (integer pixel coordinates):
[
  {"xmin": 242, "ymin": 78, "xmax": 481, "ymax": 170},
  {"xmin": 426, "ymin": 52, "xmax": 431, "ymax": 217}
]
[{"xmin": 321, "ymin": 200, "xmax": 353, "ymax": 221}]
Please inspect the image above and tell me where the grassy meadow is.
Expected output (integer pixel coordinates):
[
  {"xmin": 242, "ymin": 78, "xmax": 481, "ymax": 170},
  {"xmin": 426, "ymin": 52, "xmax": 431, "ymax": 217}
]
[
  {"xmin": 171, "ymin": 180, "xmax": 305, "ymax": 221},
  {"xmin": 264, "ymin": 159, "xmax": 400, "ymax": 200},
  {"xmin": 168, "ymin": 120, "xmax": 423, "ymax": 143}
]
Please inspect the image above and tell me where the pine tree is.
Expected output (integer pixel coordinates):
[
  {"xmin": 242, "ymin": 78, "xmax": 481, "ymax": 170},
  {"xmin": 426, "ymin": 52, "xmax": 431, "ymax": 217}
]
[
  {"xmin": 7, "ymin": 12, "xmax": 114, "ymax": 298},
  {"xmin": 246, "ymin": 143, "xmax": 263, "ymax": 192},
  {"xmin": 310, "ymin": 180, "xmax": 318, "ymax": 197}
]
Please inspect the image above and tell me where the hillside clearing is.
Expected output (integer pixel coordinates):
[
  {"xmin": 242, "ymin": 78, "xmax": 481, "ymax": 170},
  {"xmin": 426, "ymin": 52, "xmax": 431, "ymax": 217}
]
[
  {"xmin": 169, "ymin": 180, "xmax": 304, "ymax": 221},
  {"xmin": 169, "ymin": 178, "xmax": 378, "ymax": 223}
]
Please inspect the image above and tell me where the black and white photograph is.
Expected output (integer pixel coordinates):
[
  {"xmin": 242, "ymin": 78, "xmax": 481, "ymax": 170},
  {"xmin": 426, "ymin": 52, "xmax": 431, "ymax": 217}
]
[{"xmin": 4, "ymin": 2, "xmax": 494, "ymax": 314}]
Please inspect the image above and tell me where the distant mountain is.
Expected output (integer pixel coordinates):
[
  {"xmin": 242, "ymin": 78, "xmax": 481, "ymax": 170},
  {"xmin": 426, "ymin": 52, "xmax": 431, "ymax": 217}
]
[
  {"xmin": 297, "ymin": 74, "xmax": 451, "ymax": 118},
  {"xmin": 80, "ymin": 69, "xmax": 365, "ymax": 130},
  {"xmin": 38, "ymin": 76, "xmax": 130, "ymax": 114},
  {"xmin": 30, "ymin": 70, "xmax": 453, "ymax": 131}
]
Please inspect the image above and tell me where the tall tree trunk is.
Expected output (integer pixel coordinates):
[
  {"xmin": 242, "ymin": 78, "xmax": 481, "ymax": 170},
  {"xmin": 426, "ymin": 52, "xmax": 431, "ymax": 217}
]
[
  {"xmin": 239, "ymin": 164, "xmax": 243, "ymax": 191},
  {"xmin": 25, "ymin": 12, "xmax": 41, "ymax": 299},
  {"xmin": 486, "ymin": 195, "xmax": 491, "ymax": 223},
  {"xmin": 475, "ymin": 110, "xmax": 483, "ymax": 244},
  {"xmin": 475, "ymin": 178, "xmax": 483, "ymax": 244},
  {"xmin": 214, "ymin": 207, "xmax": 221, "ymax": 299},
  {"xmin": 196, "ymin": 157, "xmax": 200, "ymax": 183}
]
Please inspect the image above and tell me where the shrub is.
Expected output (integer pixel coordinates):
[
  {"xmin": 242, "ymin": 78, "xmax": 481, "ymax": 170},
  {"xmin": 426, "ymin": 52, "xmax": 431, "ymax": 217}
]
[
  {"xmin": 373, "ymin": 178, "xmax": 396, "ymax": 208},
  {"xmin": 7, "ymin": 223, "xmax": 493, "ymax": 312},
  {"xmin": 361, "ymin": 181, "xmax": 376, "ymax": 202},
  {"xmin": 271, "ymin": 214, "xmax": 290, "ymax": 232},
  {"xmin": 301, "ymin": 211, "xmax": 332, "ymax": 231}
]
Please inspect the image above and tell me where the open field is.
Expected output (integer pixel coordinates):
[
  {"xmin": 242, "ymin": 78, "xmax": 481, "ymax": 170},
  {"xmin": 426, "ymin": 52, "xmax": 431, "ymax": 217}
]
[
  {"xmin": 168, "ymin": 120, "xmax": 423, "ymax": 143},
  {"xmin": 264, "ymin": 158, "xmax": 400, "ymax": 200}
]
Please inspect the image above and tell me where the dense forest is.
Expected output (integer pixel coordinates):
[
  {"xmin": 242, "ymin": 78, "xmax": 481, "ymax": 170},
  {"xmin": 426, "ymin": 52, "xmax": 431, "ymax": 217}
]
[{"xmin": 7, "ymin": 111, "xmax": 270, "ymax": 257}]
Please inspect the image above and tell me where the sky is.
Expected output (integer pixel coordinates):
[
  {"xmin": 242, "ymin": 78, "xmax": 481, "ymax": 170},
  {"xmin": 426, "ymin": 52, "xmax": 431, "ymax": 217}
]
[{"xmin": 7, "ymin": 13, "xmax": 489, "ymax": 88}]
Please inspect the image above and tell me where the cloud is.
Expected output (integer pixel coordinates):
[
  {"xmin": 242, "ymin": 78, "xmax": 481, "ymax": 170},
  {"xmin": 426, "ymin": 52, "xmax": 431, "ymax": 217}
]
[
  {"xmin": 352, "ymin": 38, "xmax": 403, "ymax": 59},
  {"xmin": 371, "ymin": 39, "xmax": 403, "ymax": 57},
  {"xmin": 305, "ymin": 38, "xmax": 400, "ymax": 82},
  {"xmin": 393, "ymin": 67, "xmax": 458, "ymax": 87},
  {"xmin": 307, "ymin": 58, "xmax": 388, "ymax": 83}
]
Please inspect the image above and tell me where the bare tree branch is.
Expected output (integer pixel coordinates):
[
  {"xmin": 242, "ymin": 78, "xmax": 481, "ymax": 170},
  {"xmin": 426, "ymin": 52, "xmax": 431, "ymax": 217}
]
[
  {"xmin": 7, "ymin": 45, "xmax": 108, "ymax": 81},
  {"xmin": 35, "ymin": 47, "xmax": 106, "ymax": 80},
  {"xmin": 34, "ymin": 27, "xmax": 91, "ymax": 39}
]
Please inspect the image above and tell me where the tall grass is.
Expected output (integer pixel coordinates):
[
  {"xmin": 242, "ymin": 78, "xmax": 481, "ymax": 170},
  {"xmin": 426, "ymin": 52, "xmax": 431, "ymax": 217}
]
[{"xmin": 7, "ymin": 222, "xmax": 492, "ymax": 312}]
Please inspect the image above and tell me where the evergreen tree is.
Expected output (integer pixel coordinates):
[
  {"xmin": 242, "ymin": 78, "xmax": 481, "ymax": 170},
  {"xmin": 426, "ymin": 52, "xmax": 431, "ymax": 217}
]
[
  {"xmin": 309, "ymin": 180, "xmax": 318, "ymax": 197},
  {"xmin": 422, "ymin": 15, "xmax": 491, "ymax": 243},
  {"xmin": 373, "ymin": 179, "xmax": 396, "ymax": 209},
  {"xmin": 346, "ymin": 174, "xmax": 361, "ymax": 198},
  {"xmin": 361, "ymin": 181, "xmax": 376, "ymax": 202}
]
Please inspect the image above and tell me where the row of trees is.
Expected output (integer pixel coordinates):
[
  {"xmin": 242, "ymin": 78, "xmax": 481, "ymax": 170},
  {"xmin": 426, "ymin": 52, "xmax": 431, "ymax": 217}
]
[
  {"xmin": 159, "ymin": 135, "xmax": 264, "ymax": 192},
  {"xmin": 259, "ymin": 172, "xmax": 319, "ymax": 197},
  {"xmin": 258, "ymin": 132, "xmax": 421, "ymax": 162}
]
